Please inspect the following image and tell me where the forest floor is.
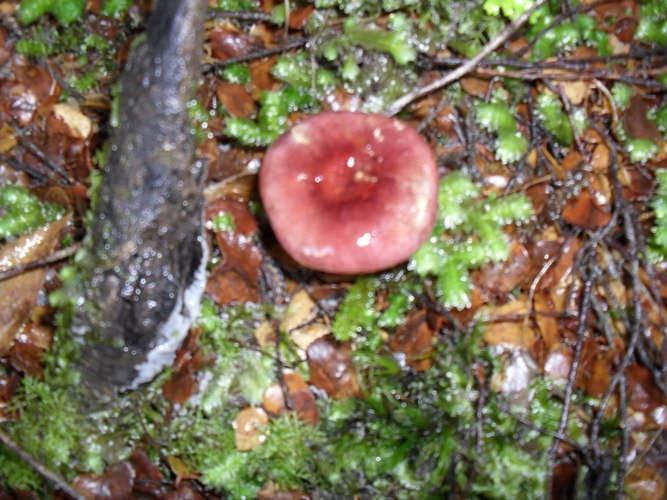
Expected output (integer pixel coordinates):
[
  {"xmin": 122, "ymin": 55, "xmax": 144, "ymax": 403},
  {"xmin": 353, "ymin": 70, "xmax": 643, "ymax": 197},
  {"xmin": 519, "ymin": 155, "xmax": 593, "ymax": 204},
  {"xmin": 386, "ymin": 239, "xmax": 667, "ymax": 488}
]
[{"xmin": 0, "ymin": 0, "xmax": 666, "ymax": 498}]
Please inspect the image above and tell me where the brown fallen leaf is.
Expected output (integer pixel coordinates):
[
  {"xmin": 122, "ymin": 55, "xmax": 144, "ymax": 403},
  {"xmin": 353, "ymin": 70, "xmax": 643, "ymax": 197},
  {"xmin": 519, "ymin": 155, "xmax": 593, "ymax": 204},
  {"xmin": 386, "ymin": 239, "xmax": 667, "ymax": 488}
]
[
  {"xmin": 52, "ymin": 103, "xmax": 93, "ymax": 140},
  {"xmin": 0, "ymin": 216, "xmax": 68, "ymax": 355},
  {"xmin": 72, "ymin": 462, "xmax": 135, "ymax": 500},
  {"xmin": 307, "ymin": 337, "xmax": 361, "ymax": 399},
  {"xmin": 262, "ymin": 372, "xmax": 319, "ymax": 425},
  {"xmin": 7, "ymin": 321, "xmax": 52, "ymax": 378},
  {"xmin": 626, "ymin": 364, "xmax": 667, "ymax": 413},
  {"xmin": 562, "ymin": 181, "xmax": 613, "ymax": 230},
  {"xmin": 216, "ymin": 82, "xmax": 256, "ymax": 119},
  {"xmin": 623, "ymin": 95, "xmax": 663, "ymax": 142},
  {"xmin": 281, "ymin": 290, "xmax": 318, "ymax": 333},
  {"xmin": 130, "ymin": 449, "xmax": 165, "ymax": 498},
  {"xmin": 208, "ymin": 23, "xmax": 255, "ymax": 60},
  {"xmin": 480, "ymin": 300, "xmax": 537, "ymax": 349},
  {"xmin": 390, "ymin": 309, "xmax": 436, "ymax": 372},
  {"xmin": 258, "ymin": 482, "xmax": 309, "ymax": 500},
  {"xmin": 625, "ymin": 467, "xmax": 666, "ymax": 500},
  {"xmin": 233, "ymin": 406, "xmax": 269, "ymax": 451}
]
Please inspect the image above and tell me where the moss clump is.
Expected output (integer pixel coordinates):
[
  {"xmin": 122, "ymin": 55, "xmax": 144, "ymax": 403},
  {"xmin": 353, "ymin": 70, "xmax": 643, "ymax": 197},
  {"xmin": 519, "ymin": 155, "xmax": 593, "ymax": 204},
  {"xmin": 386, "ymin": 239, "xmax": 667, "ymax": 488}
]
[
  {"xmin": 0, "ymin": 185, "xmax": 64, "ymax": 240},
  {"xmin": 412, "ymin": 172, "xmax": 534, "ymax": 310}
]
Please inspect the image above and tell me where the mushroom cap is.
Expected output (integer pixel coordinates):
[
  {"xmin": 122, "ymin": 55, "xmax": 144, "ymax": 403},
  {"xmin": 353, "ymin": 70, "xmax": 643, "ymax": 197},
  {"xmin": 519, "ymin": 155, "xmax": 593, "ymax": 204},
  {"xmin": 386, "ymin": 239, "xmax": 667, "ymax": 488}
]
[{"xmin": 259, "ymin": 112, "xmax": 439, "ymax": 274}]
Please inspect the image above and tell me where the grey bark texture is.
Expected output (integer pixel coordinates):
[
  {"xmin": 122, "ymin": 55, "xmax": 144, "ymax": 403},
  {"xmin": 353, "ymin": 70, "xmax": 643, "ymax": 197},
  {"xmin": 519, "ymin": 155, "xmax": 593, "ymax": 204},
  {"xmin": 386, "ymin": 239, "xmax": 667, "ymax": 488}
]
[{"xmin": 72, "ymin": 0, "xmax": 208, "ymax": 395}]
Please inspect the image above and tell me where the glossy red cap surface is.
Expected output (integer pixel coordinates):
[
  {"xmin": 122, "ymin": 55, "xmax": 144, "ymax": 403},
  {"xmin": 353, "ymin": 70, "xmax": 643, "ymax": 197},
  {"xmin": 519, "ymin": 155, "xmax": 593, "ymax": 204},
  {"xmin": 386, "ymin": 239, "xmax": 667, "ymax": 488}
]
[{"xmin": 259, "ymin": 112, "xmax": 438, "ymax": 274}]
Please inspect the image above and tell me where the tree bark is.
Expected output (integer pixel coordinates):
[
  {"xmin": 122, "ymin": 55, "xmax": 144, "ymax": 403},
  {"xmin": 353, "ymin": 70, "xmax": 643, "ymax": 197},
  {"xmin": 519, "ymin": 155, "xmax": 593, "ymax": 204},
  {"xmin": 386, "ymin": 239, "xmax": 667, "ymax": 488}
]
[{"xmin": 72, "ymin": 0, "xmax": 208, "ymax": 395}]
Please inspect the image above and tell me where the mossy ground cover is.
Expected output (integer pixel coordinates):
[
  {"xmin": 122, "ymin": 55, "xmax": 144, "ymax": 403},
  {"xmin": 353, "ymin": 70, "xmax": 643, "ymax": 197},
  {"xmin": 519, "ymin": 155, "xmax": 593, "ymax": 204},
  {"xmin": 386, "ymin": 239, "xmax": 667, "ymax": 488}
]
[{"xmin": 0, "ymin": 0, "xmax": 666, "ymax": 498}]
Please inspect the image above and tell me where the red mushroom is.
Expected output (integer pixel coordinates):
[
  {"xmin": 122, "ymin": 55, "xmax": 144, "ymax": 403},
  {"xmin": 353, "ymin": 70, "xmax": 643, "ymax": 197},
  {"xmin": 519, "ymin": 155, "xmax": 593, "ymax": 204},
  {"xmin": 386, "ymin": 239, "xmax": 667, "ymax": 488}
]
[{"xmin": 259, "ymin": 112, "xmax": 439, "ymax": 275}]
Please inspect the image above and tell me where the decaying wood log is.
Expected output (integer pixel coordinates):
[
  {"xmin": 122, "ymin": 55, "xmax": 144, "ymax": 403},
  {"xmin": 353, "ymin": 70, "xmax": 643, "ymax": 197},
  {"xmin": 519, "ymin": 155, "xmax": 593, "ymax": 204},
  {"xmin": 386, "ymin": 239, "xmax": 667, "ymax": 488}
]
[{"xmin": 72, "ymin": 0, "xmax": 208, "ymax": 395}]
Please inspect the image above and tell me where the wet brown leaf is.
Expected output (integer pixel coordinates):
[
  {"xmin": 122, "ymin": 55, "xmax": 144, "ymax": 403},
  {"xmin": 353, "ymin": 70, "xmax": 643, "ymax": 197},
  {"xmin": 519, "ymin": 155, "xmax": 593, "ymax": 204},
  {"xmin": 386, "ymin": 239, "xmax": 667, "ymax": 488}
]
[
  {"xmin": 623, "ymin": 96, "xmax": 662, "ymax": 142},
  {"xmin": 165, "ymin": 483, "xmax": 206, "ymax": 500},
  {"xmin": 262, "ymin": 372, "xmax": 319, "ymax": 425},
  {"xmin": 0, "ymin": 371, "xmax": 19, "ymax": 422},
  {"xmin": 216, "ymin": 82, "xmax": 256, "ymax": 118},
  {"xmin": 7, "ymin": 321, "xmax": 52, "ymax": 378},
  {"xmin": 460, "ymin": 76, "xmax": 491, "ymax": 98},
  {"xmin": 130, "ymin": 449, "xmax": 165, "ymax": 498},
  {"xmin": 281, "ymin": 290, "xmax": 318, "ymax": 333},
  {"xmin": 0, "ymin": 62, "xmax": 60, "ymax": 125},
  {"xmin": 390, "ymin": 309, "xmax": 436, "ymax": 372},
  {"xmin": 477, "ymin": 239, "xmax": 530, "ymax": 296},
  {"xmin": 481, "ymin": 301, "xmax": 536, "ymax": 349},
  {"xmin": 625, "ymin": 467, "xmax": 666, "ymax": 500},
  {"xmin": 208, "ymin": 24, "xmax": 255, "ymax": 60},
  {"xmin": 205, "ymin": 199, "xmax": 263, "ymax": 305},
  {"xmin": 0, "ymin": 216, "xmax": 68, "ymax": 355},
  {"xmin": 563, "ymin": 183, "xmax": 612, "ymax": 230},
  {"xmin": 288, "ymin": 5, "xmax": 314, "ymax": 29},
  {"xmin": 72, "ymin": 462, "xmax": 134, "ymax": 500},
  {"xmin": 528, "ymin": 236, "xmax": 583, "ymax": 291},
  {"xmin": 307, "ymin": 337, "xmax": 361, "ymax": 399},
  {"xmin": 258, "ymin": 483, "xmax": 309, "ymax": 500},
  {"xmin": 290, "ymin": 322, "xmax": 330, "ymax": 352},
  {"xmin": 163, "ymin": 328, "xmax": 210, "ymax": 404},
  {"xmin": 233, "ymin": 407, "xmax": 269, "ymax": 451},
  {"xmin": 626, "ymin": 364, "xmax": 667, "ymax": 413},
  {"xmin": 51, "ymin": 103, "xmax": 93, "ymax": 139}
]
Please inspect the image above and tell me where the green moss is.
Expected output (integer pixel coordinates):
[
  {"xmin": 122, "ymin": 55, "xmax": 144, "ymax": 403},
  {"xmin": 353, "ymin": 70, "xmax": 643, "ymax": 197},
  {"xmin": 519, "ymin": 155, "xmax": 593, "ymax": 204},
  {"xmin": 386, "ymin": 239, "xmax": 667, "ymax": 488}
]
[
  {"xmin": 625, "ymin": 138, "xmax": 658, "ymax": 164},
  {"xmin": 536, "ymin": 93, "xmax": 574, "ymax": 146},
  {"xmin": 475, "ymin": 100, "xmax": 529, "ymax": 164},
  {"xmin": 412, "ymin": 172, "xmax": 533, "ymax": 310},
  {"xmin": 635, "ymin": 0, "xmax": 667, "ymax": 47},
  {"xmin": 225, "ymin": 86, "xmax": 315, "ymax": 147},
  {"xmin": 0, "ymin": 185, "xmax": 64, "ymax": 240},
  {"xmin": 100, "ymin": 0, "xmax": 132, "ymax": 18},
  {"xmin": 18, "ymin": 0, "xmax": 85, "ymax": 26}
]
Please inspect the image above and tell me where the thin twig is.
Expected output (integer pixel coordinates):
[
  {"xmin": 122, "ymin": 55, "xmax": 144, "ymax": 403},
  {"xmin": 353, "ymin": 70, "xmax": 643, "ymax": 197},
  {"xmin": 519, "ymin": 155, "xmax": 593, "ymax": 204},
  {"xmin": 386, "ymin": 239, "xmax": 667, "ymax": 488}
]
[
  {"xmin": 203, "ymin": 37, "xmax": 308, "ymax": 73},
  {"xmin": 0, "ymin": 153, "xmax": 52, "ymax": 184},
  {"xmin": 0, "ymin": 429, "xmax": 84, "ymax": 499},
  {"xmin": 0, "ymin": 244, "xmax": 79, "ymax": 283},
  {"xmin": 207, "ymin": 10, "xmax": 273, "ymax": 22},
  {"xmin": 383, "ymin": 0, "xmax": 548, "ymax": 116}
]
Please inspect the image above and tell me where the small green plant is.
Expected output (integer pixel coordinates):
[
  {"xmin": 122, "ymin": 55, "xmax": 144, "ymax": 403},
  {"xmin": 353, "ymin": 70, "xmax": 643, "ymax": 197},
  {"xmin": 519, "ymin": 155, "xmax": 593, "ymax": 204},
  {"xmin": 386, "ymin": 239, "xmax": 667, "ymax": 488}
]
[
  {"xmin": 475, "ymin": 100, "xmax": 529, "ymax": 164},
  {"xmin": 18, "ymin": 0, "xmax": 85, "ymax": 25},
  {"xmin": 0, "ymin": 185, "xmax": 64, "ymax": 240},
  {"xmin": 635, "ymin": 0, "xmax": 667, "ymax": 47},
  {"xmin": 648, "ymin": 169, "xmax": 667, "ymax": 263},
  {"xmin": 535, "ymin": 93, "xmax": 586, "ymax": 147},
  {"xmin": 411, "ymin": 172, "xmax": 534, "ymax": 310},
  {"xmin": 625, "ymin": 138, "xmax": 658, "ymax": 164}
]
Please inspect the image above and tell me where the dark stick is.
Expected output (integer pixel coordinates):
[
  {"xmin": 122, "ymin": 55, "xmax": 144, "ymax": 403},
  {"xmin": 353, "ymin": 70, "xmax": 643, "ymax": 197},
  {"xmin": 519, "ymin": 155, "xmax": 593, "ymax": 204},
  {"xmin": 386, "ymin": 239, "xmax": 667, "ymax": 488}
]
[
  {"xmin": 0, "ymin": 244, "xmax": 79, "ymax": 283},
  {"xmin": 383, "ymin": 0, "xmax": 548, "ymax": 116},
  {"xmin": 0, "ymin": 428, "xmax": 84, "ymax": 499},
  {"xmin": 208, "ymin": 10, "xmax": 273, "ymax": 22},
  {"xmin": 0, "ymin": 153, "xmax": 53, "ymax": 184},
  {"xmin": 549, "ymin": 267, "xmax": 592, "ymax": 459},
  {"xmin": 203, "ymin": 37, "xmax": 308, "ymax": 73}
]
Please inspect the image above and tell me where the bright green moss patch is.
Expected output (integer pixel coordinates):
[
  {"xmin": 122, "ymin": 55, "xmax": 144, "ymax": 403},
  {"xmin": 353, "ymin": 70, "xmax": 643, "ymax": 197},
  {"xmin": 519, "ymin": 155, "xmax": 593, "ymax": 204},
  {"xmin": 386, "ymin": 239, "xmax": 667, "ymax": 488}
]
[
  {"xmin": 18, "ymin": 0, "xmax": 85, "ymax": 26},
  {"xmin": 412, "ymin": 172, "xmax": 533, "ymax": 310},
  {"xmin": 0, "ymin": 185, "xmax": 64, "ymax": 240},
  {"xmin": 475, "ymin": 100, "xmax": 529, "ymax": 164}
]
